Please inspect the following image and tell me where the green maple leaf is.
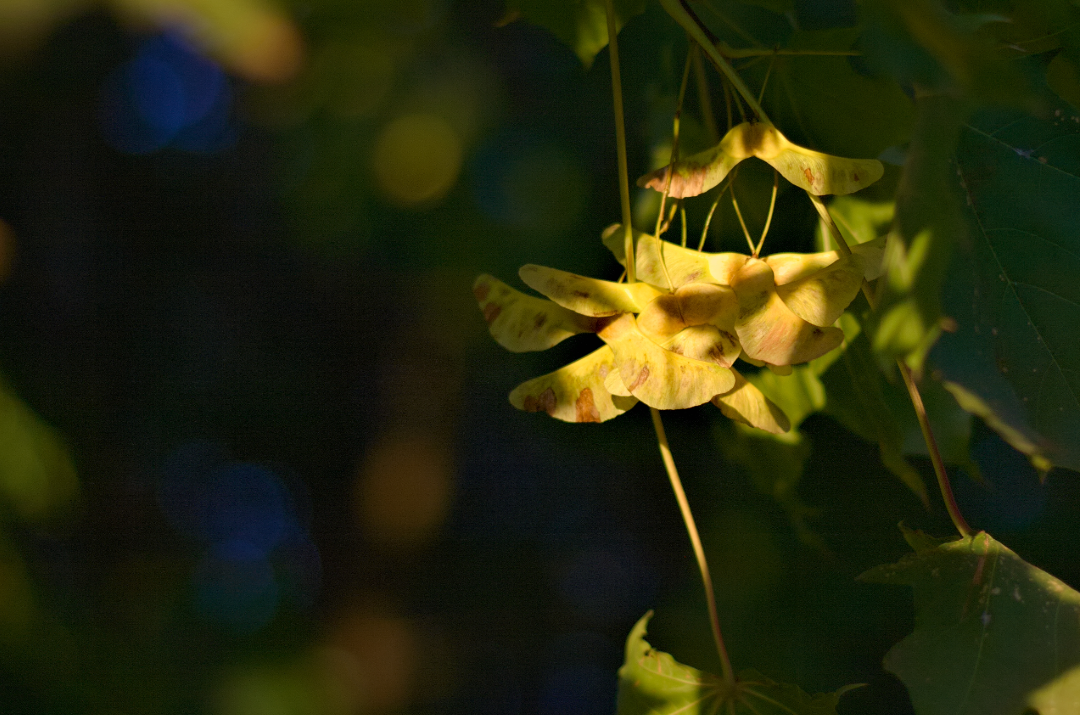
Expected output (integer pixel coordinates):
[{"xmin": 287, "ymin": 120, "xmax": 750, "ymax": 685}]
[
  {"xmin": 617, "ymin": 612, "xmax": 858, "ymax": 715},
  {"xmin": 860, "ymin": 527, "xmax": 1080, "ymax": 715}
]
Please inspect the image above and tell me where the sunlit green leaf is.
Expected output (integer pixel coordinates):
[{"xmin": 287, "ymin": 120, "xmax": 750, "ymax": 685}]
[
  {"xmin": 859, "ymin": 527, "xmax": 1080, "ymax": 715},
  {"xmin": 931, "ymin": 101, "xmax": 1080, "ymax": 473},
  {"xmin": 637, "ymin": 123, "xmax": 883, "ymax": 199},
  {"xmin": 599, "ymin": 314, "xmax": 736, "ymax": 409},
  {"xmin": 509, "ymin": 345, "xmax": 638, "ymax": 422},
  {"xmin": 869, "ymin": 92, "xmax": 967, "ymax": 373},
  {"xmin": 473, "ymin": 274, "xmax": 597, "ymax": 352},
  {"xmin": 617, "ymin": 612, "xmax": 854, "ymax": 715},
  {"xmin": 505, "ymin": 0, "xmax": 646, "ymax": 68}
]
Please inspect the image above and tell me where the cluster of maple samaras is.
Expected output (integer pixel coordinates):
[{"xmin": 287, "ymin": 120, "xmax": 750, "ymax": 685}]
[{"xmin": 474, "ymin": 122, "xmax": 887, "ymax": 434}]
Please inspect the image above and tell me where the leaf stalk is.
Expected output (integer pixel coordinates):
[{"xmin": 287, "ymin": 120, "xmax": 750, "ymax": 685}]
[
  {"xmin": 650, "ymin": 407, "xmax": 736, "ymax": 686},
  {"xmin": 606, "ymin": 0, "xmax": 636, "ymax": 283}
]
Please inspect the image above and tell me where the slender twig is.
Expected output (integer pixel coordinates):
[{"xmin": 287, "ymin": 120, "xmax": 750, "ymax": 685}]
[
  {"xmin": 810, "ymin": 193, "xmax": 974, "ymax": 538},
  {"xmin": 753, "ymin": 169, "xmax": 778, "ymax": 257},
  {"xmin": 680, "ymin": 205, "xmax": 688, "ymax": 248},
  {"xmin": 692, "ymin": 47, "xmax": 719, "ymax": 143},
  {"xmin": 698, "ymin": 182, "xmax": 728, "ymax": 251},
  {"xmin": 757, "ymin": 53, "xmax": 776, "ymax": 106},
  {"xmin": 650, "ymin": 407, "xmax": 735, "ymax": 686},
  {"xmin": 730, "ymin": 181, "xmax": 755, "ymax": 254},
  {"xmin": 659, "ymin": 0, "xmax": 771, "ymax": 123},
  {"xmin": 606, "ymin": 0, "xmax": 636, "ymax": 283},
  {"xmin": 652, "ymin": 46, "xmax": 695, "ymax": 291}
]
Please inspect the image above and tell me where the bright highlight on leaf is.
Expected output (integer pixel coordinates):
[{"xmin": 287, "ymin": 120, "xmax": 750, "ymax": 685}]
[
  {"xmin": 638, "ymin": 122, "xmax": 884, "ymax": 199},
  {"xmin": 617, "ymin": 612, "xmax": 857, "ymax": 715}
]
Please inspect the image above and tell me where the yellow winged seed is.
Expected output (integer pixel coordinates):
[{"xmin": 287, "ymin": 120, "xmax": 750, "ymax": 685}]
[
  {"xmin": 602, "ymin": 224, "xmax": 722, "ymax": 290},
  {"xmin": 775, "ymin": 252, "xmax": 866, "ymax": 327},
  {"xmin": 509, "ymin": 345, "xmax": 638, "ymax": 423},
  {"xmin": 473, "ymin": 274, "xmax": 597, "ymax": 352},
  {"xmin": 711, "ymin": 372, "xmax": 791, "ymax": 434},
  {"xmin": 664, "ymin": 325, "xmax": 741, "ymax": 367},
  {"xmin": 598, "ymin": 313, "xmax": 736, "ymax": 409},
  {"xmin": 636, "ymin": 283, "xmax": 738, "ymax": 340},
  {"xmin": 729, "ymin": 258, "xmax": 844, "ymax": 365},
  {"xmin": 518, "ymin": 264, "xmax": 663, "ymax": 316},
  {"xmin": 638, "ymin": 122, "xmax": 884, "ymax": 198}
]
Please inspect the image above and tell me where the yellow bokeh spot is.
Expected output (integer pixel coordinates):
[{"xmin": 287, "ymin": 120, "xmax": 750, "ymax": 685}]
[
  {"xmin": 372, "ymin": 114, "xmax": 462, "ymax": 206},
  {"xmin": 356, "ymin": 433, "xmax": 453, "ymax": 551}
]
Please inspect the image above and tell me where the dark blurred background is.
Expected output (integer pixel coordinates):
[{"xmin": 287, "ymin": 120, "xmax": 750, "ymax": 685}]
[{"xmin": 0, "ymin": 1, "xmax": 1076, "ymax": 714}]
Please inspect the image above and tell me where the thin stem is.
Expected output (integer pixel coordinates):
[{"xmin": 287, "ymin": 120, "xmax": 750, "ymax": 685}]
[
  {"xmin": 680, "ymin": 204, "xmax": 688, "ymax": 247},
  {"xmin": 692, "ymin": 47, "xmax": 719, "ymax": 143},
  {"xmin": 606, "ymin": 0, "xmax": 636, "ymax": 283},
  {"xmin": 757, "ymin": 53, "xmax": 776, "ymax": 105},
  {"xmin": 900, "ymin": 363, "xmax": 974, "ymax": 538},
  {"xmin": 653, "ymin": 45, "xmax": 696, "ymax": 291},
  {"xmin": 650, "ymin": 407, "xmax": 735, "ymax": 686},
  {"xmin": 810, "ymin": 193, "xmax": 974, "ymax": 538},
  {"xmin": 698, "ymin": 182, "xmax": 727, "ymax": 251},
  {"xmin": 730, "ymin": 181, "xmax": 755, "ymax": 254},
  {"xmin": 723, "ymin": 45, "xmax": 861, "ymax": 58},
  {"xmin": 659, "ymin": 0, "xmax": 771, "ymax": 123},
  {"xmin": 753, "ymin": 169, "xmax": 778, "ymax": 257},
  {"xmin": 723, "ymin": 78, "xmax": 733, "ymax": 131}
]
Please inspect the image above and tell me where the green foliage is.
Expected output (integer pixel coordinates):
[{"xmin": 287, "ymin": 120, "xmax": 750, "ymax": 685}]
[
  {"xmin": 860, "ymin": 527, "xmax": 1080, "ymax": 715},
  {"xmin": 0, "ymin": 377, "xmax": 77, "ymax": 523},
  {"xmin": 932, "ymin": 101, "xmax": 1080, "ymax": 474},
  {"xmin": 504, "ymin": 0, "xmax": 646, "ymax": 67},
  {"xmin": 617, "ymin": 612, "xmax": 856, "ymax": 715}
]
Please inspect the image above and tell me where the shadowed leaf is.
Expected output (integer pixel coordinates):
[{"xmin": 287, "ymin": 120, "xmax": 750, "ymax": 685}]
[
  {"xmin": 519, "ymin": 264, "xmax": 663, "ymax": 316},
  {"xmin": 860, "ymin": 528, "xmax": 1080, "ymax": 715},
  {"xmin": 504, "ymin": 0, "xmax": 645, "ymax": 68},
  {"xmin": 617, "ymin": 612, "xmax": 854, "ymax": 715},
  {"xmin": 473, "ymin": 274, "xmax": 597, "ymax": 352},
  {"xmin": 638, "ymin": 123, "xmax": 883, "ymax": 199},
  {"xmin": 931, "ymin": 101, "xmax": 1080, "ymax": 473},
  {"xmin": 509, "ymin": 345, "xmax": 637, "ymax": 422},
  {"xmin": 599, "ymin": 314, "xmax": 735, "ymax": 409}
]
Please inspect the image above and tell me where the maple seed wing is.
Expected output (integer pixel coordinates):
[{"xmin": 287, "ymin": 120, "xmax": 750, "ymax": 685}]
[
  {"xmin": 602, "ymin": 223, "xmax": 737, "ymax": 289},
  {"xmin": 776, "ymin": 253, "xmax": 867, "ymax": 327},
  {"xmin": 765, "ymin": 146, "xmax": 884, "ymax": 196},
  {"xmin": 731, "ymin": 260, "xmax": 845, "ymax": 365},
  {"xmin": 509, "ymin": 345, "xmax": 638, "ymax": 423},
  {"xmin": 473, "ymin": 274, "xmax": 595, "ymax": 352},
  {"xmin": 636, "ymin": 143, "xmax": 741, "ymax": 198},
  {"xmin": 850, "ymin": 234, "xmax": 889, "ymax": 280},
  {"xmin": 712, "ymin": 371, "xmax": 791, "ymax": 434},
  {"xmin": 518, "ymin": 264, "xmax": 662, "ymax": 316},
  {"xmin": 599, "ymin": 314, "xmax": 736, "ymax": 409}
]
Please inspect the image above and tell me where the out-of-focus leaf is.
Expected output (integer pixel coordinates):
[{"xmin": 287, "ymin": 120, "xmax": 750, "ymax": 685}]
[
  {"xmin": 505, "ymin": 0, "xmax": 646, "ymax": 68},
  {"xmin": 617, "ymin": 612, "xmax": 854, "ymax": 715},
  {"xmin": 599, "ymin": 314, "xmax": 736, "ymax": 409},
  {"xmin": 861, "ymin": 0, "xmax": 1031, "ymax": 104},
  {"xmin": 1047, "ymin": 54, "xmax": 1080, "ymax": 110},
  {"xmin": 111, "ymin": 0, "xmax": 303, "ymax": 82},
  {"xmin": 638, "ymin": 122, "xmax": 884, "ymax": 198},
  {"xmin": 869, "ymin": 92, "xmax": 967, "ymax": 373},
  {"xmin": 473, "ymin": 274, "xmax": 597, "ymax": 352},
  {"xmin": 509, "ymin": 345, "xmax": 638, "ymax": 422},
  {"xmin": 0, "ymin": 378, "xmax": 78, "ymax": 522},
  {"xmin": 859, "ymin": 527, "xmax": 1080, "ymax": 715},
  {"xmin": 518, "ymin": 264, "xmax": 663, "ymax": 317},
  {"xmin": 766, "ymin": 28, "xmax": 915, "ymax": 158},
  {"xmin": 931, "ymin": 101, "xmax": 1080, "ymax": 474}
]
